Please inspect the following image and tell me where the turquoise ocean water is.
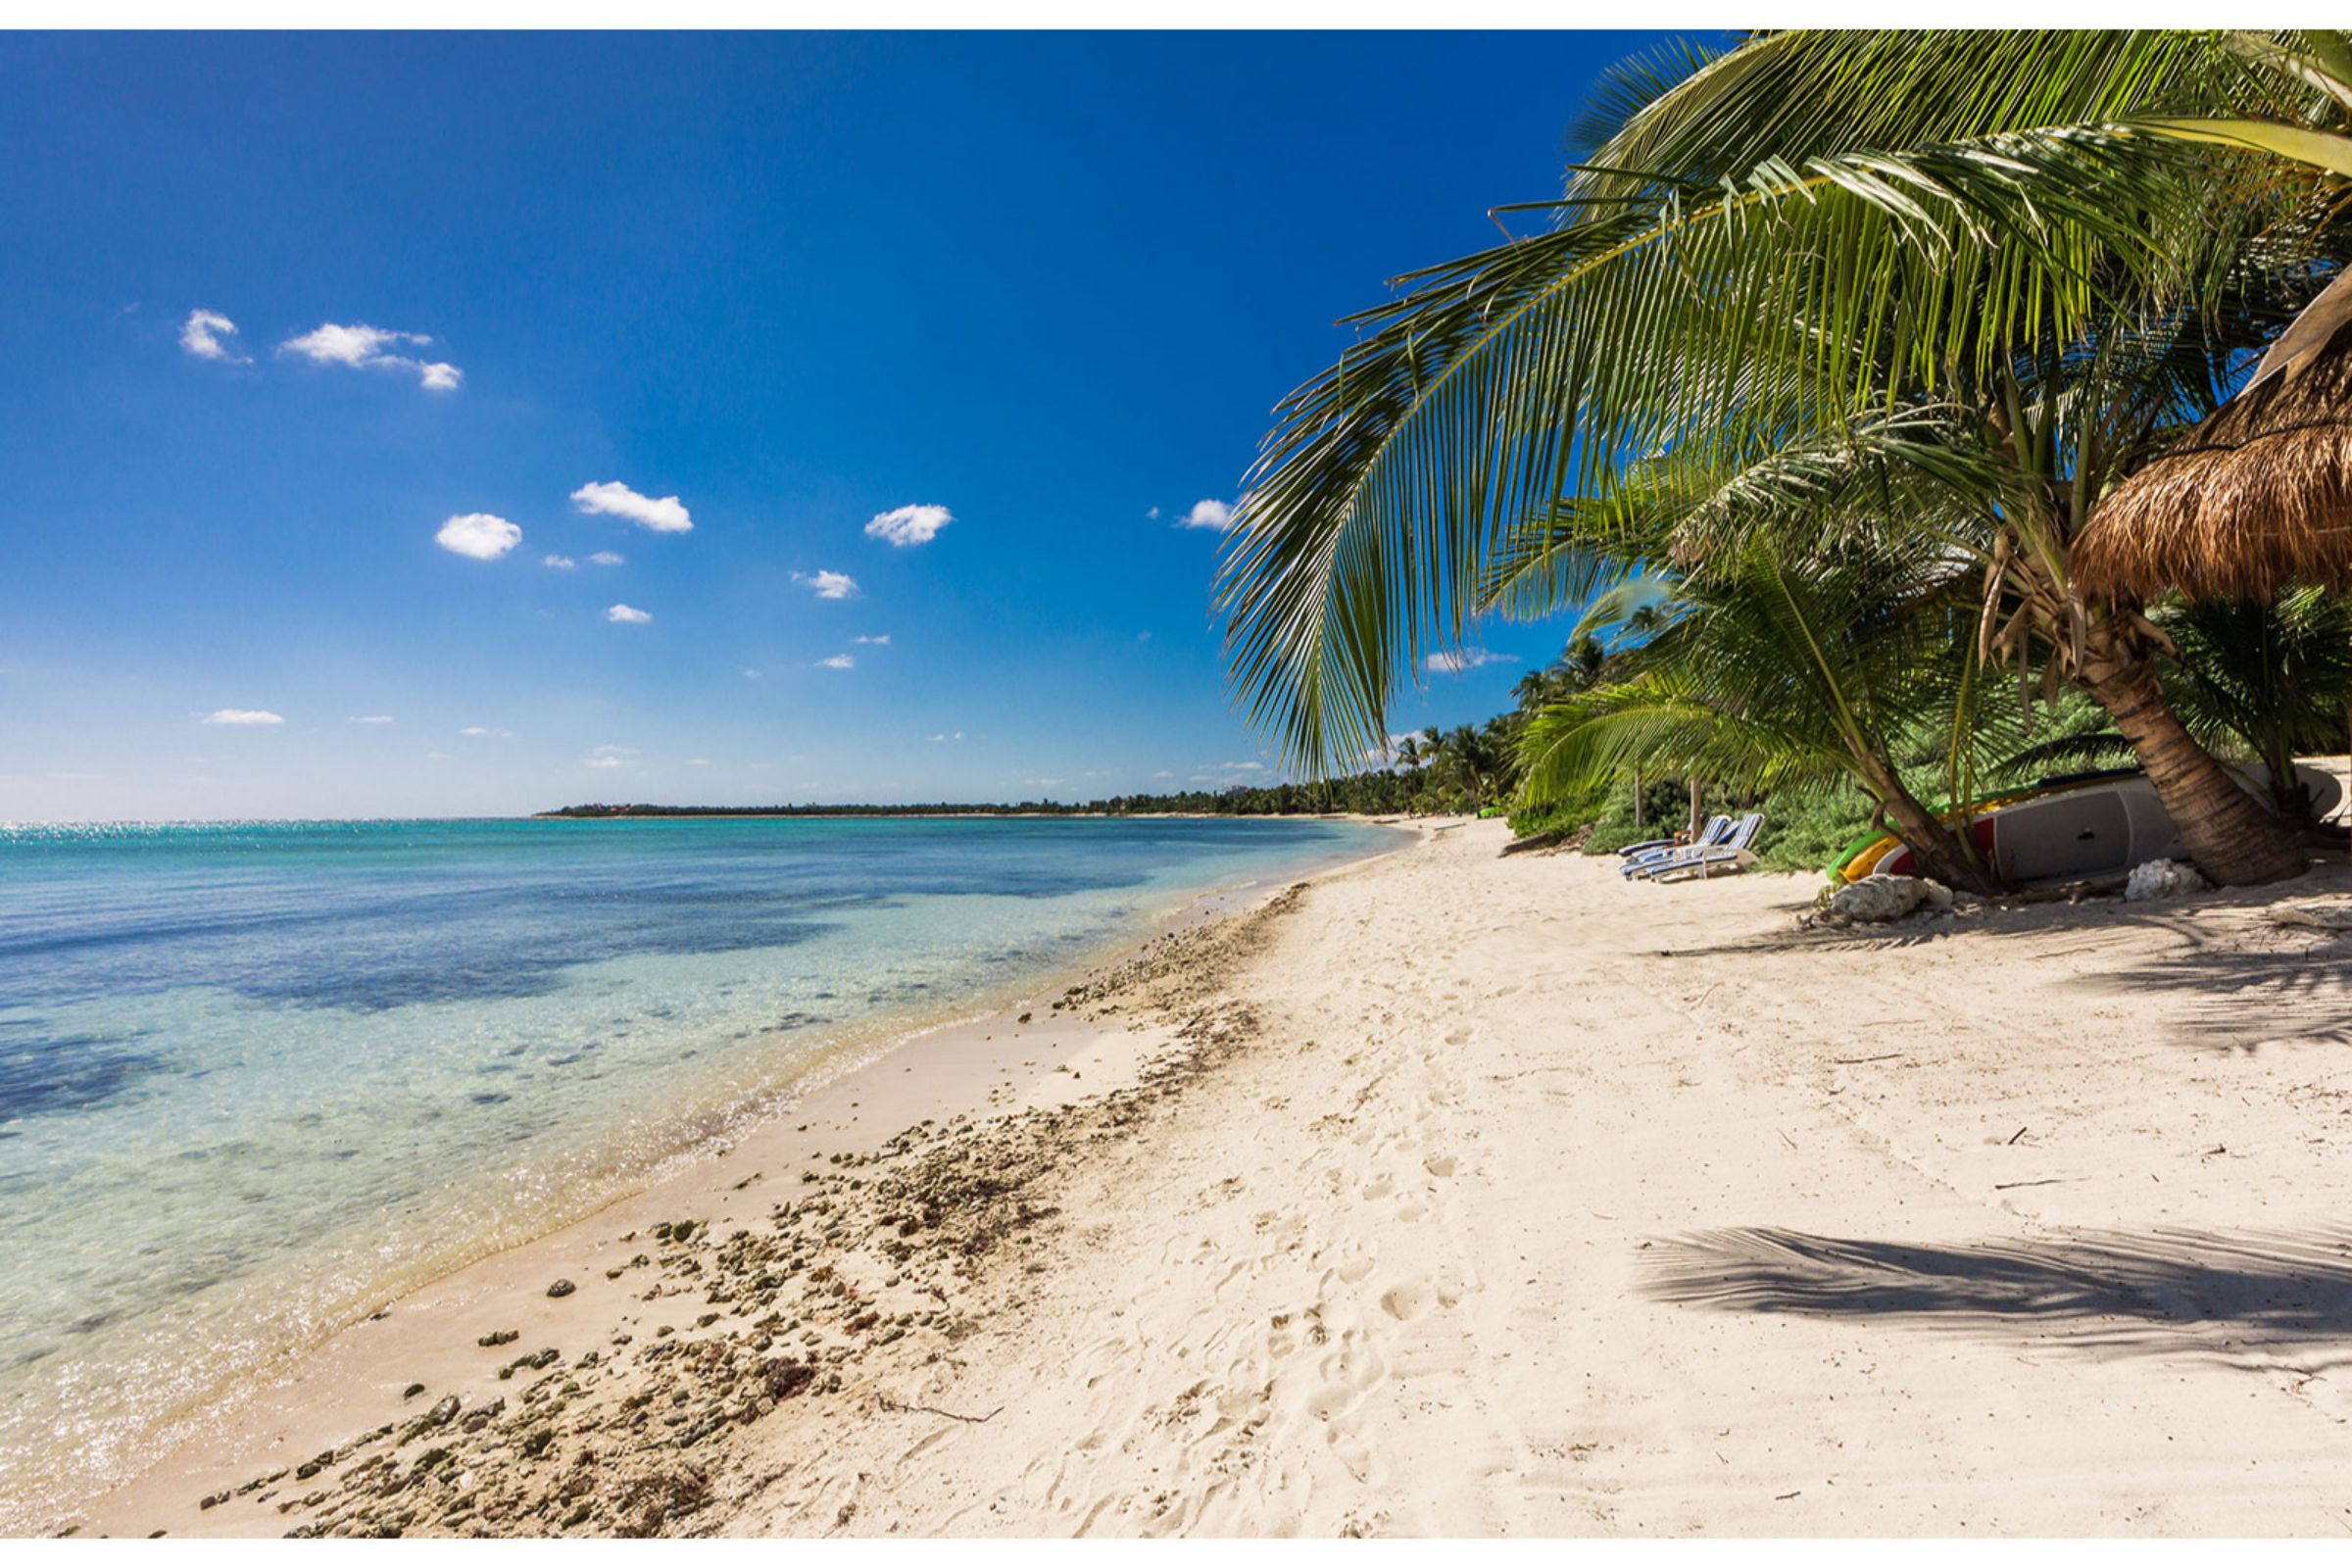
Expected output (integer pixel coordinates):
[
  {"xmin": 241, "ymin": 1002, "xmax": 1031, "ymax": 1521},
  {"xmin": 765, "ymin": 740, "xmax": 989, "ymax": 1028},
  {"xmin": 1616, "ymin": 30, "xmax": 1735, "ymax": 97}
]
[{"xmin": 0, "ymin": 814, "xmax": 1391, "ymax": 1526}]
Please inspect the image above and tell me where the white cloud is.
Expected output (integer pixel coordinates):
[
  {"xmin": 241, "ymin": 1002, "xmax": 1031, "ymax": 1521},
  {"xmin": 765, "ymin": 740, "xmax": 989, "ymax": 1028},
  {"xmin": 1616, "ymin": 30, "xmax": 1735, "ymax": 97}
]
[
  {"xmin": 459, "ymin": 725, "xmax": 513, "ymax": 738},
  {"xmin": 202, "ymin": 709, "xmax": 283, "ymax": 726},
  {"xmin": 817, "ymin": 653, "xmax": 855, "ymax": 670},
  {"xmin": 740, "ymin": 666, "xmax": 761, "ymax": 680},
  {"xmin": 687, "ymin": 758, "xmax": 711, "ymax": 767},
  {"xmin": 795, "ymin": 569, "xmax": 858, "ymax": 600},
  {"xmin": 346, "ymin": 714, "xmax": 394, "ymax": 724},
  {"xmin": 585, "ymin": 744, "xmax": 637, "ymax": 769},
  {"xmin": 279, "ymin": 322, "xmax": 462, "ymax": 392},
  {"xmin": 179, "ymin": 309, "xmax": 246, "ymax": 363},
  {"xmin": 854, "ymin": 634, "xmax": 890, "ymax": 646},
  {"xmin": 1146, "ymin": 506, "xmax": 1161, "ymax": 520},
  {"xmin": 571, "ymin": 480, "xmax": 692, "ymax": 534},
  {"xmin": 926, "ymin": 730, "xmax": 967, "ymax": 743},
  {"xmin": 1219, "ymin": 760, "xmax": 1268, "ymax": 773},
  {"xmin": 1426, "ymin": 649, "xmax": 1514, "ymax": 674},
  {"xmin": 543, "ymin": 554, "xmax": 576, "ymax": 569},
  {"xmin": 1152, "ymin": 769, "xmax": 1174, "ymax": 779},
  {"xmin": 588, "ymin": 551, "xmax": 625, "ymax": 566},
  {"xmin": 607, "ymin": 604, "xmax": 652, "ymax": 625},
  {"xmin": 864, "ymin": 504, "xmax": 952, "ymax": 548},
  {"xmin": 1176, "ymin": 498, "xmax": 1235, "ymax": 531},
  {"xmin": 282, "ymin": 322, "xmax": 414, "ymax": 368},
  {"xmin": 436, "ymin": 513, "xmax": 521, "ymax": 561}
]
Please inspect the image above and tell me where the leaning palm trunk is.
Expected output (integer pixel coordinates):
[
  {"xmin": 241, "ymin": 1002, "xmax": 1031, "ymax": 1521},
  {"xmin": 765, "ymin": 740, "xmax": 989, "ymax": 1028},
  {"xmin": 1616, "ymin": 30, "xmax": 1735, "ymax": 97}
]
[
  {"xmin": 1852, "ymin": 755, "xmax": 2000, "ymax": 895},
  {"xmin": 2077, "ymin": 628, "xmax": 2311, "ymax": 884},
  {"xmin": 1989, "ymin": 513, "xmax": 2311, "ymax": 884}
]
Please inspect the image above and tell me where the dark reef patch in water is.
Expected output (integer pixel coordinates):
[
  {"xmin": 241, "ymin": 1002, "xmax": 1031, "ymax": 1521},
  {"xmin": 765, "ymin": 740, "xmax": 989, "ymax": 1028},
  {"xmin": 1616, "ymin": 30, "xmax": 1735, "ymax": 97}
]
[
  {"xmin": 0, "ymin": 1018, "xmax": 167, "ymax": 1123},
  {"xmin": 241, "ymin": 916, "xmax": 834, "ymax": 1013}
]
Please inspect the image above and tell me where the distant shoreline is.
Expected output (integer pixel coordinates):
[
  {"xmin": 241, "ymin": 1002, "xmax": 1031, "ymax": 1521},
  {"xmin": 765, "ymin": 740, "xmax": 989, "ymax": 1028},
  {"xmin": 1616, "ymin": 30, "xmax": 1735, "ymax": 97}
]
[{"xmin": 533, "ymin": 805, "xmax": 1408, "ymax": 823}]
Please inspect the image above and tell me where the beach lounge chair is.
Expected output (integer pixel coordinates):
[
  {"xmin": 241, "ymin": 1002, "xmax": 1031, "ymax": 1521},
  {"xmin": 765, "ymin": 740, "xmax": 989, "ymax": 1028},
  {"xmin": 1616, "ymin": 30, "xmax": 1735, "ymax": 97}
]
[
  {"xmin": 1618, "ymin": 815, "xmax": 1728, "ymax": 860},
  {"xmin": 1619, "ymin": 815, "xmax": 1734, "ymax": 880},
  {"xmin": 1643, "ymin": 812, "xmax": 1765, "ymax": 882}
]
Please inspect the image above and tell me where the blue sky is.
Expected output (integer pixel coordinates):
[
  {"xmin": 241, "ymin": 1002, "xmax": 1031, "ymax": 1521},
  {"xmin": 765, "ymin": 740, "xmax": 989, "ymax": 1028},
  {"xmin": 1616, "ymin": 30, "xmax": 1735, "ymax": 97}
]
[{"xmin": 1, "ymin": 30, "xmax": 1653, "ymax": 819}]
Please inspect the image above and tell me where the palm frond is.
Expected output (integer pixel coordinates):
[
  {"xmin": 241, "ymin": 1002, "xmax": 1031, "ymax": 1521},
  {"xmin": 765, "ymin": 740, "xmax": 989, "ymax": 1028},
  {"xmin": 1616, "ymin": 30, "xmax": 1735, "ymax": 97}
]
[
  {"xmin": 1567, "ymin": 30, "xmax": 2325, "ymax": 212},
  {"xmin": 1517, "ymin": 672, "xmax": 1848, "ymax": 802},
  {"xmin": 1219, "ymin": 124, "xmax": 2225, "ymax": 773}
]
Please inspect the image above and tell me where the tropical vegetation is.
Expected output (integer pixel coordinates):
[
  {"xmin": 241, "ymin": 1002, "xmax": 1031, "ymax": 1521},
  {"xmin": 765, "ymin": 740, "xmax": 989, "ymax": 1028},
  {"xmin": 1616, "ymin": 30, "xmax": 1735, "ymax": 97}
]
[{"xmin": 1218, "ymin": 28, "xmax": 2352, "ymax": 889}]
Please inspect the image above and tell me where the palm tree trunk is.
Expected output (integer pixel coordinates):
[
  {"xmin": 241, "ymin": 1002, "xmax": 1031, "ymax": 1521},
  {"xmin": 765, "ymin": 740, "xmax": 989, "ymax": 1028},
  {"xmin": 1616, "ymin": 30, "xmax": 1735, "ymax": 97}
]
[
  {"xmin": 1855, "ymin": 759, "xmax": 2000, "ymax": 896},
  {"xmin": 2078, "ymin": 633, "xmax": 2307, "ymax": 885}
]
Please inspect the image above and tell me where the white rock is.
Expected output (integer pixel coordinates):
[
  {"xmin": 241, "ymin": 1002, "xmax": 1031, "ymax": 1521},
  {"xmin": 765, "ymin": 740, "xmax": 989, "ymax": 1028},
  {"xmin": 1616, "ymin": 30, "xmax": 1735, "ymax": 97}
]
[
  {"xmin": 1829, "ymin": 874, "xmax": 1928, "ymax": 922},
  {"xmin": 2125, "ymin": 858, "xmax": 2210, "ymax": 903},
  {"xmin": 1920, "ymin": 878, "xmax": 1955, "ymax": 910}
]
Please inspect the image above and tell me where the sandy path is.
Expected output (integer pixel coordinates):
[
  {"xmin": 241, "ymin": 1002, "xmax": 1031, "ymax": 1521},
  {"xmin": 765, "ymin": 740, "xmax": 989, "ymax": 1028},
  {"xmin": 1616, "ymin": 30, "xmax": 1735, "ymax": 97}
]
[{"xmin": 721, "ymin": 820, "xmax": 2352, "ymax": 1537}]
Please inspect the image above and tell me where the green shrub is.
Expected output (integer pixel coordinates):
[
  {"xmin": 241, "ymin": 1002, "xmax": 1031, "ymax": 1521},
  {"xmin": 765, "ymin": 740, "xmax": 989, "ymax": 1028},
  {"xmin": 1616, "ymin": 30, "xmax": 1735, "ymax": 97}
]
[
  {"xmin": 1747, "ymin": 783, "xmax": 1879, "ymax": 873},
  {"xmin": 1505, "ymin": 785, "xmax": 1606, "ymax": 840},
  {"xmin": 1571, "ymin": 775, "xmax": 1721, "ymax": 851}
]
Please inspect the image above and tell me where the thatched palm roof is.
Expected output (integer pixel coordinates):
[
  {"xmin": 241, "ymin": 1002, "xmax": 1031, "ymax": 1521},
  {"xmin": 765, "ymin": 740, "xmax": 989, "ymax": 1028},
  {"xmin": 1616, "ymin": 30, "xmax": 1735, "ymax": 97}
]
[{"xmin": 2073, "ymin": 268, "xmax": 2352, "ymax": 602}]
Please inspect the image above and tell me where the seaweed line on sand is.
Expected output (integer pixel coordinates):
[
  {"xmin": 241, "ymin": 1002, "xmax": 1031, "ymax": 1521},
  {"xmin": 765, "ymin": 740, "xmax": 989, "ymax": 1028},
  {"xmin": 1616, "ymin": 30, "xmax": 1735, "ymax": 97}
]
[{"xmin": 124, "ymin": 883, "xmax": 1309, "ymax": 1541}]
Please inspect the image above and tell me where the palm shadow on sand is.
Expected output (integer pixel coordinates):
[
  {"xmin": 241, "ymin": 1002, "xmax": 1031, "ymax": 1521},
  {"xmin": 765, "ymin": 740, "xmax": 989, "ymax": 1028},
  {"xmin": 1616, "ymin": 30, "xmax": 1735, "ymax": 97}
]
[
  {"xmin": 2082, "ymin": 926, "xmax": 2352, "ymax": 1048},
  {"xmin": 1642, "ymin": 1226, "xmax": 2352, "ymax": 1368}
]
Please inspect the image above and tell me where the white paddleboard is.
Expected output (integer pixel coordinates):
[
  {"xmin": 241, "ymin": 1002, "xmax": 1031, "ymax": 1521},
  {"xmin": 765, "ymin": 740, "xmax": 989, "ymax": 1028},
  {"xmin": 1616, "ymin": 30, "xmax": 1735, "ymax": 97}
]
[{"xmin": 1875, "ymin": 762, "xmax": 2338, "ymax": 884}]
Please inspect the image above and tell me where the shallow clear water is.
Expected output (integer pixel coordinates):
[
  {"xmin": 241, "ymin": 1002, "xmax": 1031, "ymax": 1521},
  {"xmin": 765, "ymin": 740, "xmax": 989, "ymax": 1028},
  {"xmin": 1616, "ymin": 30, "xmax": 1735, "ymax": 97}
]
[{"xmin": 0, "ymin": 814, "xmax": 1390, "ymax": 1524}]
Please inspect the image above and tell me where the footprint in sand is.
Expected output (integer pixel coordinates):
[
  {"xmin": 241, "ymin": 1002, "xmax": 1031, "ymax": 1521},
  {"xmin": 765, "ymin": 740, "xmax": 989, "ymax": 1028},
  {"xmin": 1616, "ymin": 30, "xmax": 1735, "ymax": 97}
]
[
  {"xmin": 1306, "ymin": 1382, "xmax": 1356, "ymax": 1420},
  {"xmin": 1379, "ymin": 1280, "xmax": 1434, "ymax": 1320},
  {"xmin": 1308, "ymin": 1334, "xmax": 1388, "ymax": 1422},
  {"xmin": 1422, "ymin": 1152, "xmax": 1457, "ymax": 1178}
]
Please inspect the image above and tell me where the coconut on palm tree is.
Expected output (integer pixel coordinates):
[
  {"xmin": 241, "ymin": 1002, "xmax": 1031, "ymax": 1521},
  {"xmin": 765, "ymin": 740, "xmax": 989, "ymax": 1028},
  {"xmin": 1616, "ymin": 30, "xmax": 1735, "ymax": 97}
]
[{"xmin": 1219, "ymin": 28, "xmax": 2352, "ymax": 884}]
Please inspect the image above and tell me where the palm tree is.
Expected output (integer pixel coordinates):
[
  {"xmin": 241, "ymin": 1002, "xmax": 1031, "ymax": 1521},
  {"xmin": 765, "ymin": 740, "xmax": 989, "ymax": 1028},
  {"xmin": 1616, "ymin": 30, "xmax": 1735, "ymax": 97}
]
[
  {"xmin": 1219, "ymin": 29, "xmax": 2352, "ymax": 884},
  {"xmin": 1420, "ymin": 724, "xmax": 1499, "ymax": 812},
  {"xmin": 2008, "ymin": 589, "xmax": 2352, "ymax": 820},
  {"xmin": 1520, "ymin": 538, "xmax": 2008, "ymax": 891}
]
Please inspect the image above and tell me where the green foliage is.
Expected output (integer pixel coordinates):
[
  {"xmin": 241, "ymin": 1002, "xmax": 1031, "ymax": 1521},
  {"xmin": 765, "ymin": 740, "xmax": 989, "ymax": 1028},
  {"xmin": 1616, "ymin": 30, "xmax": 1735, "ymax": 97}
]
[
  {"xmin": 1504, "ymin": 778, "xmax": 1620, "ymax": 842},
  {"xmin": 1988, "ymin": 689, "xmax": 2140, "ymax": 780},
  {"xmin": 2158, "ymin": 589, "xmax": 2352, "ymax": 812},
  {"xmin": 1575, "ymin": 777, "xmax": 1715, "ymax": 856},
  {"xmin": 1746, "ymin": 785, "xmax": 1880, "ymax": 874},
  {"xmin": 1217, "ymin": 27, "xmax": 2352, "ymax": 775}
]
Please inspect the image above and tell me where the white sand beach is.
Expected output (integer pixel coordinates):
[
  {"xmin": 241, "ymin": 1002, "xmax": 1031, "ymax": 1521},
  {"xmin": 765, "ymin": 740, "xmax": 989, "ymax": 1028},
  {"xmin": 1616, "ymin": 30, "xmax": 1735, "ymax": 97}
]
[{"xmin": 83, "ymin": 817, "xmax": 2352, "ymax": 1538}]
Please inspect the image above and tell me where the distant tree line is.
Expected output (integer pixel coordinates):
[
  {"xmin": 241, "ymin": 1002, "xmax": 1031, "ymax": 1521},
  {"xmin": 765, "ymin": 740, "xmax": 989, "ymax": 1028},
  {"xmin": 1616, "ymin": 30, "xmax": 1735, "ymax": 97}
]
[{"xmin": 538, "ymin": 656, "xmax": 1610, "ymax": 824}]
